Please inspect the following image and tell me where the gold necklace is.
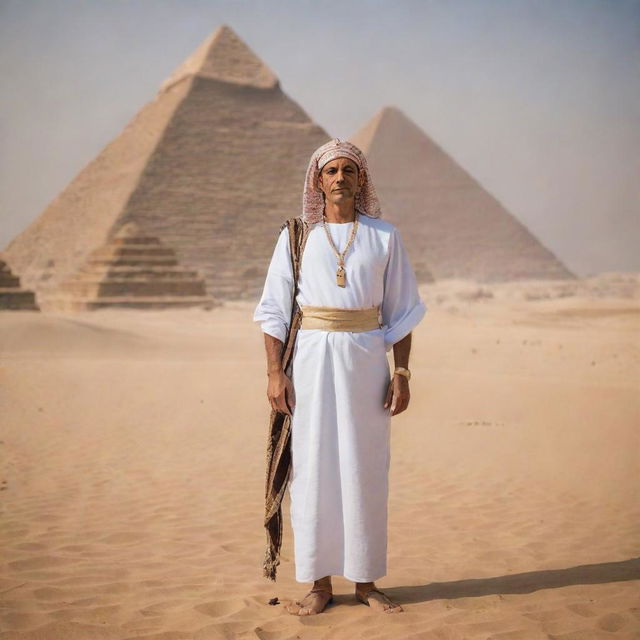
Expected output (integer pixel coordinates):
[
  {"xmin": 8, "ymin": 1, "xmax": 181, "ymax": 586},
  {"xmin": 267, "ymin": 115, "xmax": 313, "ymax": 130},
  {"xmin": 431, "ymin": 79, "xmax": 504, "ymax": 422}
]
[{"xmin": 322, "ymin": 211, "xmax": 359, "ymax": 287}]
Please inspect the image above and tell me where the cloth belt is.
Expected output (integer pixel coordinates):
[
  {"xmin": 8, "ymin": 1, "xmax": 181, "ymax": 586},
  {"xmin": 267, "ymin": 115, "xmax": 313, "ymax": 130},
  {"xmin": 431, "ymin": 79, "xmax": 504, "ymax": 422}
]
[{"xmin": 300, "ymin": 305, "xmax": 382, "ymax": 331}]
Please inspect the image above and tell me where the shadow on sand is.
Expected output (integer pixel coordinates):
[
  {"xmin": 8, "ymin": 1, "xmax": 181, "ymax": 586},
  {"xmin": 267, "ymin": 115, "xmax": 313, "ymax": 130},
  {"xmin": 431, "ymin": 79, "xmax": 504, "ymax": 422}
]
[{"xmin": 385, "ymin": 557, "xmax": 640, "ymax": 605}]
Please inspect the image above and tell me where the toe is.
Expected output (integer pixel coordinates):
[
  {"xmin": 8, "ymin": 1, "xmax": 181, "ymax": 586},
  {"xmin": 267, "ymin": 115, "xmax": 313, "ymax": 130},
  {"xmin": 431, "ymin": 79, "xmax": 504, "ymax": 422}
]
[{"xmin": 286, "ymin": 601, "xmax": 303, "ymax": 615}]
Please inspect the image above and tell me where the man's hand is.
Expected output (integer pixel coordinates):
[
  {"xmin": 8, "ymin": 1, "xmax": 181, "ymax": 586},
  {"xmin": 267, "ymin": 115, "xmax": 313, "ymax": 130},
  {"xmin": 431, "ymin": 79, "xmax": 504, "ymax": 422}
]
[
  {"xmin": 267, "ymin": 370, "xmax": 296, "ymax": 416},
  {"xmin": 384, "ymin": 374, "xmax": 410, "ymax": 416}
]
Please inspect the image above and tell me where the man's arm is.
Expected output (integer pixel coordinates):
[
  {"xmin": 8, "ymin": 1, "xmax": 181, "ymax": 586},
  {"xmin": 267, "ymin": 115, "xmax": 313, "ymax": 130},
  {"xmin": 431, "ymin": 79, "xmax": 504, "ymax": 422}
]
[
  {"xmin": 384, "ymin": 331, "xmax": 412, "ymax": 416},
  {"xmin": 392, "ymin": 331, "xmax": 411, "ymax": 370},
  {"xmin": 263, "ymin": 333, "xmax": 295, "ymax": 416}
]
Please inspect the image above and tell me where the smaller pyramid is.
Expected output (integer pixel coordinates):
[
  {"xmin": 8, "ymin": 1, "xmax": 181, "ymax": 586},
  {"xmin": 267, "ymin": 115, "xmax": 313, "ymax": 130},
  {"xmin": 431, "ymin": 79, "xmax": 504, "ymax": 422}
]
[
  {"xmin": 48, "ymin": 222, "xmax": 216, "ymax": 311},
  {"xmin": 351, "ymin": 107, "xmax": 575, "ymax": 282},
  {"xmin": 0, "ymin": 256, "xmax": 39, "ymax": 310}
]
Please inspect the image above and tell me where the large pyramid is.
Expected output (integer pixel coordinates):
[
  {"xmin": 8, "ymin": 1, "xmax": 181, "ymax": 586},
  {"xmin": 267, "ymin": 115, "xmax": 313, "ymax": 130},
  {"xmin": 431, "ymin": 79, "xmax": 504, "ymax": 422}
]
[
  {"xmin": 351, "ymin": 107, "xmax": 574, "ymax": 282},
  {"xmin": 4, "ymin": 25, "xmax": 329, "ymax": 307}
]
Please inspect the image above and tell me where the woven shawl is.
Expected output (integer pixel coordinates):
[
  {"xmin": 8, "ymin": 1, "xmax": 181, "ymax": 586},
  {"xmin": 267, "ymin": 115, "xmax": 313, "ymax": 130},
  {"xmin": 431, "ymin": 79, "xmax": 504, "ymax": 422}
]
[{"xmin": 263, "ymin": 214, "xmax": 311, "ymax": 581}]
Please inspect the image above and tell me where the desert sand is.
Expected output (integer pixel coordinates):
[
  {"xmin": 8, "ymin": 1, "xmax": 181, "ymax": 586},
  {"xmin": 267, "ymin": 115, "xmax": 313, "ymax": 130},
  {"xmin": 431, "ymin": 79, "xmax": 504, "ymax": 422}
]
[{"xmin": 1, "ymin": 275, "xmax": 639, "ymax": 639}]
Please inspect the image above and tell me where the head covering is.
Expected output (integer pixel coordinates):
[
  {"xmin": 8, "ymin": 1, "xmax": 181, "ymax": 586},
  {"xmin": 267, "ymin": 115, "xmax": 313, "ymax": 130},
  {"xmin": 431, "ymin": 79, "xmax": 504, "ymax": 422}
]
[{"xmin": 302, "ymin": 138, "xmax": 382, "ymax": 224}]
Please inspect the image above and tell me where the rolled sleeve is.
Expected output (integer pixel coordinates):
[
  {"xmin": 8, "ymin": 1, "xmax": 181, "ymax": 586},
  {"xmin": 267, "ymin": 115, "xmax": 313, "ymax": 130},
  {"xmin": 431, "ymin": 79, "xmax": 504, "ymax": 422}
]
[
  {"xmin": 253, "ymin": 227, "xmax": 294, "ymax": 343},
  {"xmin": 381, "ymin": 227, "xmax": 427, "ymax": 352}
]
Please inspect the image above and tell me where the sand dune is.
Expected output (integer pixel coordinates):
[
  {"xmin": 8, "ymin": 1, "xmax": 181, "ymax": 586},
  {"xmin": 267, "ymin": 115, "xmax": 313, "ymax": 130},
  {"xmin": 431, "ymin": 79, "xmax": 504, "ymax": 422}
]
[{"xmin": 1, "ymin": 277, "xmax": 639, "ymax": 639}]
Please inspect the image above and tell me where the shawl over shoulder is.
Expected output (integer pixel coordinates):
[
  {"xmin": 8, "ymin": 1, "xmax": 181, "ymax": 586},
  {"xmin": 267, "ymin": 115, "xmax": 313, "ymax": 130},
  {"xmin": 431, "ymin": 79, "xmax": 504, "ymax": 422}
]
[{"xmin": 263, "ymin": 215, "xmax": 311, "ymax": 581}]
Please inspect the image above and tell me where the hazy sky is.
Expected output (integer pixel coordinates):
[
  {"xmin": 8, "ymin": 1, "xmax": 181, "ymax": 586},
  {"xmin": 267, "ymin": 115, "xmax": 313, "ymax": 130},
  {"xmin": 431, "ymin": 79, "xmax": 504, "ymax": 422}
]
[{"xmin": 1, "ymin": 0, "xmax": 638, "ymax": 276}]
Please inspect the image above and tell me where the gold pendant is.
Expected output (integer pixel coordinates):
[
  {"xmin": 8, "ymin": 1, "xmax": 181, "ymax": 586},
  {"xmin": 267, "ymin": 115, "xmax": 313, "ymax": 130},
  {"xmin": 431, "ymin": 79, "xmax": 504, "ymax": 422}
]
[{"xmin": 336, "ymin": 265, "xmax": 346, "ymax": 287}]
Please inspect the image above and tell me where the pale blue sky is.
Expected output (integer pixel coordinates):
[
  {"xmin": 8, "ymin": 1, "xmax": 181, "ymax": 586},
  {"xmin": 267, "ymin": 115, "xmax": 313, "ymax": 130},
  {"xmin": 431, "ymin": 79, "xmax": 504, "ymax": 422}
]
[{"xmin": 1, "ymin": 0, "xmax": 638, "ymax": 276}]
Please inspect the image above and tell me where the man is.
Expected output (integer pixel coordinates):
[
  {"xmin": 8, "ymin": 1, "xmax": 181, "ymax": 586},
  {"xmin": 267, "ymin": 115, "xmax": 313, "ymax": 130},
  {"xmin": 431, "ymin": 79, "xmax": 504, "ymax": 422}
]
[{"xmin": 254, "ymin": 138, "xmax": 426, "ymax": 615}]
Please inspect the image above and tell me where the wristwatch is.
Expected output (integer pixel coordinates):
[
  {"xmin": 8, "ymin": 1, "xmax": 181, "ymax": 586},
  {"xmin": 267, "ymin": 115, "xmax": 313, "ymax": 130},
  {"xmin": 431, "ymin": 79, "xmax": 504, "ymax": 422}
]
[{"xmin": 394, "ymin": 367, "xmax": 411, "ymax": 381}]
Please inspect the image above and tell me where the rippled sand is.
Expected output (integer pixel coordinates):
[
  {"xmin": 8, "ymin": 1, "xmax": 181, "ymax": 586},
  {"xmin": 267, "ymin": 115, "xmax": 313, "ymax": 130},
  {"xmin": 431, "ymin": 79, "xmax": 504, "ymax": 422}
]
[{"xmin": 1, "ymin": 277, "xmax": 638, "ymax": 639}]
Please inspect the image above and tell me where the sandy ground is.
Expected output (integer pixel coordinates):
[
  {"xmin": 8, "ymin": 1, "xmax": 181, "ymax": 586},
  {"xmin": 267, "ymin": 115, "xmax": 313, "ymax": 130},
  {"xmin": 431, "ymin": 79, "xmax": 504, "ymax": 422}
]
[{"xmin": 1, "ymin": 276, "xmax": 639, "ymax": 639}]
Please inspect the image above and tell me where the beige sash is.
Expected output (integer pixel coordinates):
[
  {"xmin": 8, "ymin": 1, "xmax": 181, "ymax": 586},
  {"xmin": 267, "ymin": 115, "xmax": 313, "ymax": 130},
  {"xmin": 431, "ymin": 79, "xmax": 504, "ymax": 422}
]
[{"xmin": 300, "ymin": 304, "xmax": 382, "ymax": 331}]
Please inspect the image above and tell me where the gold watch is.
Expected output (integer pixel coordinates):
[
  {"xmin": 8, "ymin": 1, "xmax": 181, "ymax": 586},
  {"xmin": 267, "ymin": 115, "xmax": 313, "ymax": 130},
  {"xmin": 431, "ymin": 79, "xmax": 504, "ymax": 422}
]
[{"xmin": 394, "ymin": 367, "xmax": 411, "ymax": 381}]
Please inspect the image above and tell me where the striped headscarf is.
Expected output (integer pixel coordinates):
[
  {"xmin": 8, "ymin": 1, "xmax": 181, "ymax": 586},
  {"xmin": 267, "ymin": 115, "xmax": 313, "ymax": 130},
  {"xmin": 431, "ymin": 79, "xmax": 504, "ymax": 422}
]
[{"xmin": 302, "ymin": 138, "xmax": 382, "ymax": 224}]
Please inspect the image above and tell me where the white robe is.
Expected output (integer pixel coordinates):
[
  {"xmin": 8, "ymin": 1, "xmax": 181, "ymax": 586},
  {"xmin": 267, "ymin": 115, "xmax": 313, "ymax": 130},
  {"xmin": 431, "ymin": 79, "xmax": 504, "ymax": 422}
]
[{"xmin": 253, "ymin": 213, "xmax": 426, "ymax": 583}]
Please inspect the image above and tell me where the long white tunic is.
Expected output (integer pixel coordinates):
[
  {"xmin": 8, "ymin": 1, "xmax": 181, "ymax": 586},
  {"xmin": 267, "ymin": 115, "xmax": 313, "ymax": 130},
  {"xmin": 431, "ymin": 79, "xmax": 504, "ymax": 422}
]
[{"xmin": 253, "ymin": 213, "xmax": 426, "ymax": 583}]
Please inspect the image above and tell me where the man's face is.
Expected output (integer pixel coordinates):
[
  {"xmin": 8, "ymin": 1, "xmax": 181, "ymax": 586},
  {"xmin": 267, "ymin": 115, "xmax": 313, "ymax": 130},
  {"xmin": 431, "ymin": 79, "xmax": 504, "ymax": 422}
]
[{"xmin": 317, "ymin": 157, "xmax": 363, "ymax": 205}]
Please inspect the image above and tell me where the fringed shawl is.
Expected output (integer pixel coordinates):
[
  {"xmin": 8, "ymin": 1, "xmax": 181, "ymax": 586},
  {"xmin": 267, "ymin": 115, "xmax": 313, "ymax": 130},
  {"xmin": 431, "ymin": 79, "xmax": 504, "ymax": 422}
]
[{"xmin": 263, "ymin": 214, "xmax": 311, "ymax": 581}]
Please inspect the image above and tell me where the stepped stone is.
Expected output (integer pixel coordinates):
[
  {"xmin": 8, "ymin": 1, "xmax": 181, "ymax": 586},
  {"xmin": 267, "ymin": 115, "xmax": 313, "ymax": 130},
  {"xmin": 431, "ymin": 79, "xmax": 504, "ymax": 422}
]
[
  {"xmin": 4, "ymin": 24, "xmax": 329, "ymax": 304},
  {"xmin": 350, "ymin": 106, "xmax": 574, "ymax": 282},
  {"xmin": 0, "ymin": 257, "xmax": 39, "ymax": 310},
  {"xmin": 46, "ymin": 222, "xmax": 216, "ymax": 311}
]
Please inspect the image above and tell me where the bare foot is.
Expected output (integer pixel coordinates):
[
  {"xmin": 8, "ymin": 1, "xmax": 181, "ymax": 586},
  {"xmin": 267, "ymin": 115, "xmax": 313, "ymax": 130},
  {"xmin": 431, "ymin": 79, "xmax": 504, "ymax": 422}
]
[
  {"xmin": 355, "ymin": 586, "xmax": 403, "ymax": 613},
  {"xmin": 286, "ymin": 587, "xmax": 333, "ymax": 616}
]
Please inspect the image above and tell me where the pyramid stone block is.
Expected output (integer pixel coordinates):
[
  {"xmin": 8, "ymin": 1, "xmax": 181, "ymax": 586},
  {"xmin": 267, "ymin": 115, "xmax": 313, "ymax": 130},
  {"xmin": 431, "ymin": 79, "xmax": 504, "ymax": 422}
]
[
  {"xmin": 0, "ymin": 257, "xmax": 39, "ymax": 310},
  {"xmin": 48, "ymin": 222, "xmax": 215, "ymax": 311}
]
